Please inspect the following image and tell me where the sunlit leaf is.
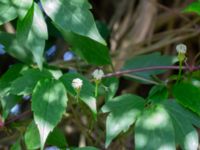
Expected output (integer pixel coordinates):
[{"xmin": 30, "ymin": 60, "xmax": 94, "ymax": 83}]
[
  {"xmin": 41, "ymin": 0, "xmax": 104, "ymax": 44},
  {"xmin": 0, "ymin": 3, "xmax": 17, "ymax": 25},
  {"xmin": 41, "ymin": 0, "xmax": 111, "ymax": 65},
  {"xmin": 10, "ymin": 68, "xmax": 52, "ymax": 96},
  {"xmin": 0, "ymin": 0, "xmax": 33, "ymax": 25},
  {"xmin": 25, "ymin": 121, "xmax": 40, "ymax": 150},
  {"xmin": 164, "ymin": 101, "xmax": 200, "ymax": 150},
  {"xmin": 135, "ymin": 105, "xmax": 176, "ymax": 150},
  {"xmin": 0, "ymin": 32, "xmax": 34, "ymax": 65},
  {"xmin": 32, "ymin": 79, "xmax": 68, "ymax": 149},
  {"xmin": 25, "ymin": 121, "xmax": 68, "ymax": 149},
  {"xmin": 0, "ymin": 3, "xmax": 47, "ymax": 68},
  {"xmin": 102, "ymin": 94, "xmax": 145, "ymax": 147},
  {"xmin": 17, "ymin": 3, "xmax": 48, "ymax": 69},
  {"xmin": 173, "ymin": 83, "xmax": 200, "ymax": 116}
]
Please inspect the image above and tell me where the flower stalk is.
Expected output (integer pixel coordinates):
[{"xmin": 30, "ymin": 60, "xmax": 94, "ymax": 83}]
[
  {"xmin": 176, "ymin": 44, "xmax": 187, "ymax": 83},
  {"xmin": 92, "ymin": 69, "xmax": 104, "ymax": 97}
]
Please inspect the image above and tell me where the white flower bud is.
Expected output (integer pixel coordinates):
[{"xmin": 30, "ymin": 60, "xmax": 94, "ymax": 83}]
[
  {"xmin": 176, "ymin": 44, "xmax": 187, "ymax": 54},
  {"xmin": 92, "ymin": 69, "xmax": 104, "ymax": 80},
  {"xmin": 72, "ymin": 78, "xmax": 83, "ymax": 90}
]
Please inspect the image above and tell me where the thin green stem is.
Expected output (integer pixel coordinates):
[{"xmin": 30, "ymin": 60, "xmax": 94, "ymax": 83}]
[
  {"xmin": 177, "ymin": 61, "xmax": 183, "ymax": 83},
  {"xmin": 95, "ymin": 82, "xmax": 99, "ymax": 98}
]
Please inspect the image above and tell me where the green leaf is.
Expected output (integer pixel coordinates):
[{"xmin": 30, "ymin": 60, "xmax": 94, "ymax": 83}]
[
  {"xmin": 164, "ymin": 100, "xmax": 200, "ymax": 150},
  {"xmin": 41, "ymin": 0, "xmax": 104, "ymax": 44},
  {"xmin": 41, "ymin": 0, "xmax": 111, "ymax": 65},
  {"xmin": 32, "ymin": 79, "xmax": 68, "ymax": 149},
  {"xmin": 46, "ymin": 127, "xmax": 67, "ymax": 148},
  {"xmin": 148, "ymin": 85, "xmax": 168, "ymax": 104},
  {"xmin": 10, "ymin": 140, "xmax": 21, "ymax": 150},
  {"xmin": 0, "ymin": 95, "xmax": 20, "ymax": 121},
  {"xmin": 0, "ymin": 0, "xmax": 33, "ymax": 25},
  {"xmin": 0, "ymin": 32, "xmax": 34, "ymax": 64},
  {"xmin": 101, "ymin": 94, "xmax": 145, "ymax": 147},
  {"xmin": 25, "ymin": 121, "xmax": 67, "ymax": 150},
  {"xmin": 10, "ymin": 69, "xmax": 53, "ymax": 96},
  {"xmin": 54, "ymin": 22, "xmax": 111, "ymax": 65},
  {"xmin": 0, "ymin": 3, "xmax": 47, "ymax": 67},
  {"xmin": 25, "ymin": 121, "xmax": 40, "ymax": 150},
  {"xmin": 164, "ymin": 101, "xmax": 200, "ymax": 127},
  {"xmin": 102, "ymin": 77, "xmax": 119, "ymax": 101},
  {"xmin": 0, "ymin": 64, "xmax": 27, "ymax": 96},
  {"xmin": 17, "ymin": 4, "xmax": 34, "ymax": 41},
  {"xmin": 0, "ymin": 3, "xmax": 17, "ymax": 25},
  {"xmin": 122, "ymin": 52, "xmax": 175, "ymax": 82},
  {"xmin": 46, "ymin": 68, "xmax": 63, "ymax": 80},
  {"xmin": 11, "ymin": 0, "xmax": 33, "ymax": 19},
  {"xmin": 184, "ymin": 1, "xmax": 200, "ymax": 15},
  {"xmin": 60, "ymin": 73, "xmax": 97, "ymax": 116},
  {"xmin": 96, "ymin": 21, "xmax": 111, "ymax": 41},
  {"xmin": 173, "ymin": 83, "xmax": 200, "ymax": 116},
  {"xmin": 135, "ymin": 105, "xmax": 176, "ymax": 150},
  {"xmin": 17, "ymin": 3, "xmax": 48, "ymax": 69}
]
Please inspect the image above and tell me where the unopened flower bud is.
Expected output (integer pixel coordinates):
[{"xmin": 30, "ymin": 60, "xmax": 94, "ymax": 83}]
[
  {"xmin": 176, "ymin": 44, "xmax": 187, "ymax": 62},
  {"xmin": 176, "ymin": 44, "xmax": 187, "ymax": 54},
  {"xmin": 72, "ymin": 78, "xmax": 83, "ymax": 90},
  {"xmin": 92, "ymin": 69, "xmax": 104, "ymax": 81}
]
